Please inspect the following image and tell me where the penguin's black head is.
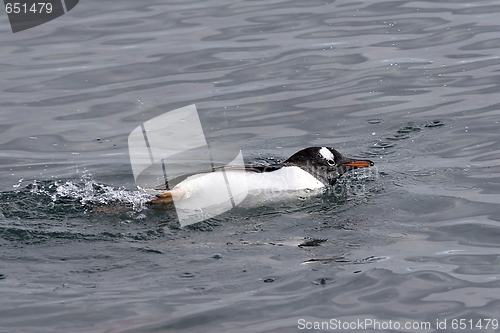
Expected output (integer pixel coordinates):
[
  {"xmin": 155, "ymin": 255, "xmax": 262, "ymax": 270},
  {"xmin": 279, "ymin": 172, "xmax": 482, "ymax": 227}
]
[{"xmin": 283, "ymin": 147, "xmax": 374, "ymax": 186}]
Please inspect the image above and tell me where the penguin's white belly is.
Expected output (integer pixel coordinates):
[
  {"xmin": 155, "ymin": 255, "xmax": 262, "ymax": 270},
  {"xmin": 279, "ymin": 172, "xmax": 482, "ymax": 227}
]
[
  {"xmin": 172, "ymin": 166, "xmax": 324, "ymax": 208},
  {"xmin": 244, "ymin": 166, "xmax": 324, "ymax": 192}
]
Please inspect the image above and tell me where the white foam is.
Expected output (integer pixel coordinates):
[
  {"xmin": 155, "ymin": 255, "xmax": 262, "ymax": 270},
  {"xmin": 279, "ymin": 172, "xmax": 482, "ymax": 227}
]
[{"xmin": 51, "ymin": 178, "xmax": 153, "ymax": 211}]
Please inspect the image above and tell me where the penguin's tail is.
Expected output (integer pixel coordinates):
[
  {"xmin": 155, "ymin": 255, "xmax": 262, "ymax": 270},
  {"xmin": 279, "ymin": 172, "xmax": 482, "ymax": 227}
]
[{"xmin": 149, "ymin": 188, "xmax": 186, "ymax": 205}]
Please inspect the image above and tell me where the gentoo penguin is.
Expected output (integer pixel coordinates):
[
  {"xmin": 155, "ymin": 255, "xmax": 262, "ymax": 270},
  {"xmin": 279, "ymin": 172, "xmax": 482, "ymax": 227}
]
[{"xmin": 150, "ymin": 147, "xmax": 374, "ymax": 205}]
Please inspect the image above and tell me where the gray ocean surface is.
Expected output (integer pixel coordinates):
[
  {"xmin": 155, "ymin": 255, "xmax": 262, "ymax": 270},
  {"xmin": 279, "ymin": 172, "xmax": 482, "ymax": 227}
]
[{"xmin": 1, "ymin": 0, "xmax": 500, "ymax": 332}]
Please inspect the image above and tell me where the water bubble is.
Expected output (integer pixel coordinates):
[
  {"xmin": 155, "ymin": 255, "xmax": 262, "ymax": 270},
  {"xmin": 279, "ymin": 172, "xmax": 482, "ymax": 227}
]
[
  {"xmin": 179, "ymin": 272, "xmax": 195, "ymax": 279},
  {"xmin": 13, "ymin": 178, "xmax": 23, "ymax": 188}
]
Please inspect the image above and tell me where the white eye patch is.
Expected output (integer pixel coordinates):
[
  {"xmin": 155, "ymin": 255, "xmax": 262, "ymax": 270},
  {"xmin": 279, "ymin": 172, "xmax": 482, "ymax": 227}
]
[{"xmin": 319, "ymin": 147, "xmax": 335, "ymax": 164}]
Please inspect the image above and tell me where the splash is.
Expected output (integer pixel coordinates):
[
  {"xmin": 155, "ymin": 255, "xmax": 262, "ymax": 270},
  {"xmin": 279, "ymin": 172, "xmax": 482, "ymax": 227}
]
[{"xmin": 27, "ymin": 174, "xmax": 154, "ymax": 212}]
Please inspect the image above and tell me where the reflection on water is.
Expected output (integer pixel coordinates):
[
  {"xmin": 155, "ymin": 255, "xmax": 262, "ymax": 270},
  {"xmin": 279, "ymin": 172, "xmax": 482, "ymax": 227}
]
[{"xmin": 1, "ymin": 0, "xmax": 500, "ymax": 331}]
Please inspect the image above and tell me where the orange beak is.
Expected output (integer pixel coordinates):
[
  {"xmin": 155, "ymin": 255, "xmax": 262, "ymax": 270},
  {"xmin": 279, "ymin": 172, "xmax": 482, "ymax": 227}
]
[{"xmin": 342, "ymin": 160, "xmax": 374, "ymax": 168}]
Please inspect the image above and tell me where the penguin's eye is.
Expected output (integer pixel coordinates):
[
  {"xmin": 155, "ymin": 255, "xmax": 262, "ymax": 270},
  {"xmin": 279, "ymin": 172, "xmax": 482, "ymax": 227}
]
[{"xmin": 327, "ymin": 159, "xmax": 335, "ymax": 166}]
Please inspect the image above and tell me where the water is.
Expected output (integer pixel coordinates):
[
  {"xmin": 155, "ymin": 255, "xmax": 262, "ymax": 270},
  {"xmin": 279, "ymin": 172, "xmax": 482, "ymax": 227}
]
[{"xmin": 1, "ymin": 0, "xmax": 500, "ymax": 332}]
